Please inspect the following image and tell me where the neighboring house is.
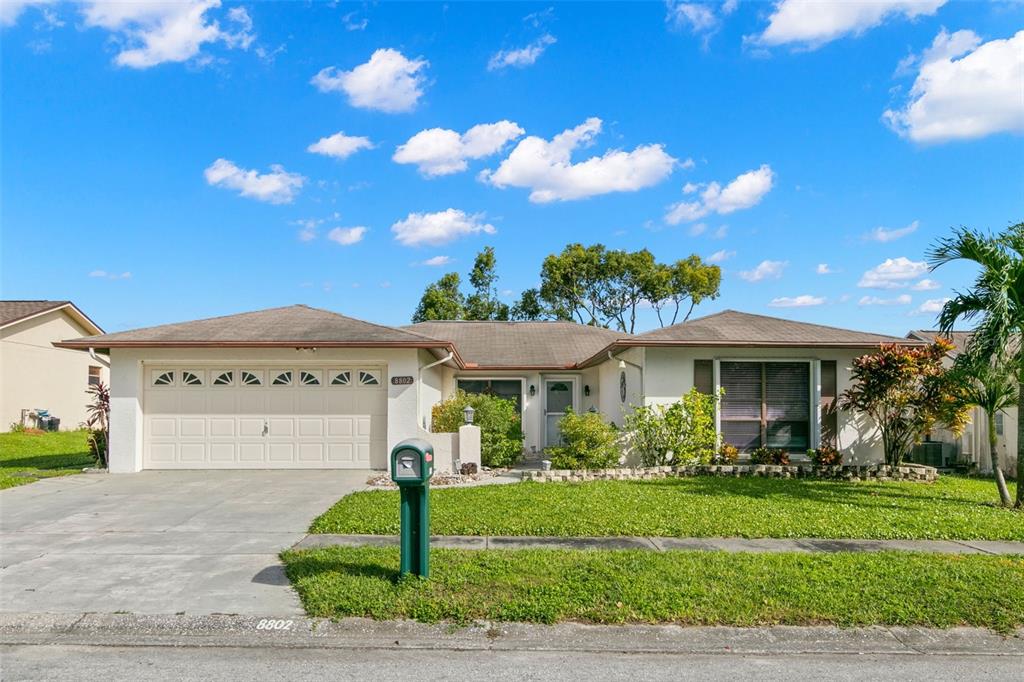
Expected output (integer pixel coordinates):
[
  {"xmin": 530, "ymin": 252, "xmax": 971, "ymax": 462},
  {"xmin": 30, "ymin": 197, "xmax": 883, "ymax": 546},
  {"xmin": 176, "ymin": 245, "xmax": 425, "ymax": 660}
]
[
  {"xmin": 1, "ymin": 300, "xmax": 107, "ymax": 430},
  {"xmin": 57, "ymin": 305, "xmax": 913, "ymax": 473},
  {"xmin": 907, "ymin": 329, "xmax": 1017, "ymax": 476}
]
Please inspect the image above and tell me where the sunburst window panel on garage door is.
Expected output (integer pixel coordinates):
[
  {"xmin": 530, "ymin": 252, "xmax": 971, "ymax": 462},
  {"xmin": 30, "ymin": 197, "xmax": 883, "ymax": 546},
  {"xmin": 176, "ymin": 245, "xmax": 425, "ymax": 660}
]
[{"xmin": 143, "ymin": 366, "xmax": 387, "ymax": 469}]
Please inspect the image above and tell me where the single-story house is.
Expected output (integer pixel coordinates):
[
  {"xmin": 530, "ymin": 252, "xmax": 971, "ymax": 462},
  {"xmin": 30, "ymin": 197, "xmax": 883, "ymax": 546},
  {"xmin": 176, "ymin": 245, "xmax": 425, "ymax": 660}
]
[
  {"xmin": 56, "ymin": 305, "xmax": 915, "ymax": 473},
  {"xmin": 907, "ymin": 329, "xmax": 1018, "ymax": 476},
  {"xmin": 1, "ymin": 300, "xmax": 108, "ymax": 430}
]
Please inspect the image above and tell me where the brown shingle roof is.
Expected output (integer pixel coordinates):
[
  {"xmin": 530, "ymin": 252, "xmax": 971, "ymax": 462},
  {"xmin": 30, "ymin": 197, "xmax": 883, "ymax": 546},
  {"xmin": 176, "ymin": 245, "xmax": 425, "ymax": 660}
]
[
  {"xmin": 1, "ymin": 300, "xmax": 103, "ymax": 333},
  {"xmin": 57, "ymin": 305, "xmax": 456, "ymax": 355},
  {"xmin": 630, "ymin": 310, "xmax": 912, "ymax": 346},
  {"xmin": 405, "ymin": 320, "xmax": 625, "ymax": 368},
  {"xmin": 907, "ymin": 330, "xmax": 975, "ymax": 355}
]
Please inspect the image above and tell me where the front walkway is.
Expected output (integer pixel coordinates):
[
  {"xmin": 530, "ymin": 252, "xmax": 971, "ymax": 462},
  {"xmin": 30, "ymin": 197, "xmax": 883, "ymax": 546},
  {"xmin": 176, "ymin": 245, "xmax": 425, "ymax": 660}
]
[
  {"xmin": 295, "ymin": 533, "xmax": 1024, "ymax": 555},
  {"xmin": 1, "ymin": 470, "xmax": 371, "ymax": 615}
]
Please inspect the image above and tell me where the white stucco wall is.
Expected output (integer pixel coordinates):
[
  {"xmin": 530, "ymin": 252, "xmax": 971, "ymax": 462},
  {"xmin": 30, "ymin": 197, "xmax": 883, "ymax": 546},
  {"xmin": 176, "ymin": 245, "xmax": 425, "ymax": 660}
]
[
  {"xmin": 642, "ymin": 346, "xmax": 883, "ymax": 464},
  {"xmin": 1, "ymin": 310, "xmax": 108, "ymax": 430},
  {"xmin": 106, "ymin": 347, "xmax": 425, "ymax": 473}
]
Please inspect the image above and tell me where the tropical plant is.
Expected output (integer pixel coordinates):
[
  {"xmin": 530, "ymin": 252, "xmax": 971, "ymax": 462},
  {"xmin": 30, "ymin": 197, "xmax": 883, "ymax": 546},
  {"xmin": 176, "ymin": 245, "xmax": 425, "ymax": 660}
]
[
  {"xmin": 840, "ymin": 340, "xmax": 971, "ymax": 467},
  {"xmin": 929, "ymin": 223, "xmax": 1024, "ymax": 507},
  {"xmin": 547, "ymin": 409, "xmax": 621, "ymax": 470},
  {"xmin": 623, "ymin": 389, "xmax": 719, "ymax": 466},
  {"xmin": 809, "ymin": 446, "xmax": 842, "ymax": 467},
  {"xmin": 750, "ymin": 447, "xmax": 789, "ymax": 465},
  {"xmin": 431, "ymin": 390, "xmax": 523, "ymax": 468},
  {"xmin": 714, "ymin": 443, "xmax": 739, "ymax": 464},
  {"xmin": 950, "ymin": 357, "xmax": 1017, "ymax": 506},
  {"xmin": 85, "ymin": 380, "xmax": 110, "ymax": 468}
]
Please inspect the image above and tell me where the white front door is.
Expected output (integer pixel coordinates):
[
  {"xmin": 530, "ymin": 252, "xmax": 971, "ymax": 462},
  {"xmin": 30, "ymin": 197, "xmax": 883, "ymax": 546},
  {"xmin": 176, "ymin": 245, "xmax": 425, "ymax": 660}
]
[
  {"xmin": 544, "ymin": 379, "xmax": 575, "ymax": 447},
  {"xmin": 142, "ymin": 366, "xmax": 387, "ymax": 469}
]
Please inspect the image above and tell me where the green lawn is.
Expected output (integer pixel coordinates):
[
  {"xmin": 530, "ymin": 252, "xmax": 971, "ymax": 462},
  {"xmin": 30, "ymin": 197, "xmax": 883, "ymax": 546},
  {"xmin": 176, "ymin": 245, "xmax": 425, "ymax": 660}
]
[
  {"xmin": 311, "ymin": 476, "xmax": 1023, "ymax": 541},
  {"xmin": 282, "ymin": 546, "xmax": 1024, "ymax": 632},
  {"xmin": 0, "ymin": 430, "xmax": 94, "ymax": 490}
]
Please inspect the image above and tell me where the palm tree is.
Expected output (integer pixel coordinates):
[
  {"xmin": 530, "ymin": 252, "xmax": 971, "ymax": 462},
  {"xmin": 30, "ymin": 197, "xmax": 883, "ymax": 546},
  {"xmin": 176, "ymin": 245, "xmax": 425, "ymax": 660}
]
[
  {"xmin": 928, "ymin": 223, "xmax": 1024, "ymax": 508},
  {"xmin": 955, "ymin": 361, "xmax": 1016, "ymax": 506}
]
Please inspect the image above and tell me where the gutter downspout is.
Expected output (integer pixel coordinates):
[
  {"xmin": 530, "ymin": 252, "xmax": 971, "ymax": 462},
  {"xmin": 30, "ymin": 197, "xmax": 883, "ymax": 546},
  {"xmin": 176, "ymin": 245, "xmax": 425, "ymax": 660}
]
[
  {"xmin": 88, "ymin": 348, "xmax": 110, "ymax": 368},
  {"xmin": 419, "ymin": 351, "xmax": 454, "ymax": 430}
]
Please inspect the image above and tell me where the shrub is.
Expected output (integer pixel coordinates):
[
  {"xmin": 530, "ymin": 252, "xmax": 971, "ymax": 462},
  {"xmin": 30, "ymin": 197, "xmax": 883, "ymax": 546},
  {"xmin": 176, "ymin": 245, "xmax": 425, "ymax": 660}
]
[
  {"xmin": 810, "ymin": 446, "xmax": 843, "ymax": 466},
  {"xmin": 548, "ymin": 409, "xmax": 621, "ymax": 470},
  {"xmin": 623, "ymin": 388, "xmax": 719, "ymax": 466},
  {"xmin": 87, "ymin": 429, "xmax": 108, "ymax": 466},
  {"xmin": 8, "ymin": 422, "xmax": 26, "ymax": 433},
  {"xmin": 432, "ymin": 390, "xmax": 524, "ymax": 468},
  {"xmin": 714, "ymin": 443, "xmax": 739, "ymax": 464},
  {"xmin": 750, "ymin": 446, "xmax": 790, "ymax": 465}
]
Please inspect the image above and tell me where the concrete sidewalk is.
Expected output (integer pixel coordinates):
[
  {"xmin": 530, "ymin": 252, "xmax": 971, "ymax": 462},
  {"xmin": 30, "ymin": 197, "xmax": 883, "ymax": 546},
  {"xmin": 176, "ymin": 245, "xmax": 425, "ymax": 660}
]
[{"xmin": 294, "ymin": 533, "xmax": 1024, "ymax": 555}]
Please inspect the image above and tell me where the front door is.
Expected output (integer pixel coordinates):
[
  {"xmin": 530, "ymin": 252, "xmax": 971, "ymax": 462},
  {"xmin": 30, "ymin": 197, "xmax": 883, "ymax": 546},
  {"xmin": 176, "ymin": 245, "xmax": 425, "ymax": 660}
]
[{"xmin": 544, "ymin": 379, "xmax": 575, "ymax": 447}]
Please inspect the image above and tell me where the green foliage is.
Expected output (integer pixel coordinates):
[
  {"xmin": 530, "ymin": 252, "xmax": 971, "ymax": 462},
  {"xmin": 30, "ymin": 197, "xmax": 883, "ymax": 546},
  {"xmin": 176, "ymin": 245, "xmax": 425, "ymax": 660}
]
[
  {"xmin": 412, "ymin": 272, "xmax": 465, "ymax": 322},
  {"xmin": 431, "ymin": 390, "xmax": 523, "ymax": 468},
  {"xmin": 85, "ymin": 380, "xmax": 110, "ymax": 468},
  {"xmin": 623, "ymin": 389, "xmax": 719, "ymax": 466},
  {"xmin": 284, "ymin": 545, "xmax": 1024, "ymax": 631},
  {"xmin": 547, "ymin": 409, "xmax": 621, "ymax": 470},
  {"xmin": 840, "ymin": 340, "xmax": 971, "ymax": 466},
  {"xmin": 465, "ymin": 246, "xmax": 510, "ymax": 321},
  {"xmin": 510, "ymin": 288, "xmax": 568, "ymax": 321},
  {"xmin": 809, "ymin": 446, "xmax": 842, "ymax": 466},
  {"xmin": 928, "ymin": 222, "xmax": 1024, "ymax": 507},
  {"xmin": 311, "ymin": 475, "xmax": 1023, "ymax": 540},
  {"xmin": 8, "ymin": 422, "xmax": 26, "ymax": 433},
  {"xmin": 750, "ymin": 447, "xmax": 790, "ymax": 465},
  {"xmin": 537, "ymin": 243, "xmax": 721, "ymax": 332}
]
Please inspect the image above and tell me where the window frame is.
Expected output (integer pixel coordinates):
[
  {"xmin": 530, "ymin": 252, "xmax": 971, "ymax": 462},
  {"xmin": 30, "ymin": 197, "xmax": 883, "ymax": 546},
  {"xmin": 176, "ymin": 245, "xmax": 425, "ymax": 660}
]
[
  {"xmin": 455, "ymin": 377, "xmax": 526, "ymax": 415},
  {"xmin": 88, "ymin": 365, "xmax": 102, "ymax": 387},
  {"xmin": 714, "ymin": 358, "xmax": 818, "ymax": 453}
]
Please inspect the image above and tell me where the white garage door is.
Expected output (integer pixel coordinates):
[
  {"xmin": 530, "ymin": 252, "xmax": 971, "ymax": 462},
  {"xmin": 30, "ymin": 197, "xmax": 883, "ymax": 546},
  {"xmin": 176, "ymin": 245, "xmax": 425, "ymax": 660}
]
[{"xmin": 143, "ymin": 366, "xmax": 387, "ymax": 469}]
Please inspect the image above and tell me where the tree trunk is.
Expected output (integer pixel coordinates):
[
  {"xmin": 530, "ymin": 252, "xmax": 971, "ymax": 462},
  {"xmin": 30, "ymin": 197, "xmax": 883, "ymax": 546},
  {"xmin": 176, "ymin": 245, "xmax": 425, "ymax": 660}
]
[
  {"xmin": 987, "ymin": 410, "xmax": 1013, "ymax": 507},
  {"xmin": 1017, "ymin": 373, "xmax": 1024, "ymax": 508}
]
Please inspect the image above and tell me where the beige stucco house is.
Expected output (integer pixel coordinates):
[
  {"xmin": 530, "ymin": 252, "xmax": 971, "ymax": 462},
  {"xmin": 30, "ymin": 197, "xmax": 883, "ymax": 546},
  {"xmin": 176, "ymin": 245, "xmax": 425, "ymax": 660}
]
[
  {"xmin": 57, "ymin": 305, "xmax": 916, "ymax": 474},
  {"xmin": 1, "ymin": 300, "xmax": 107, "ymax": 430},
  {"xmin": 907, "ymin": 329, "xmax": 1018, "ymax": 477},
  {"xmin": 57, "ymin": 305, "xmax": 911, "ymax": 474}
]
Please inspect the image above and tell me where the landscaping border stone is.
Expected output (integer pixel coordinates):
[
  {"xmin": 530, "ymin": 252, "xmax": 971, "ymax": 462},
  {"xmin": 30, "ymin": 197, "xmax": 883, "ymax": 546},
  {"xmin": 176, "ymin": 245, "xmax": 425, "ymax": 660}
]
[{"xmin": 522, "ymin": 463, "xmax": 938, "ymax": 483}]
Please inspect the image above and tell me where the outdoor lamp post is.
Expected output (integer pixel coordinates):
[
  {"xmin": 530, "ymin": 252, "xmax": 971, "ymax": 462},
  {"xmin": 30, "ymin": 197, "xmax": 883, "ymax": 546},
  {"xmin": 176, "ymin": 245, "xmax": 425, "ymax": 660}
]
[{"xmin": 463, "ymin": 405, "xmax": 475, "ymax": 425}]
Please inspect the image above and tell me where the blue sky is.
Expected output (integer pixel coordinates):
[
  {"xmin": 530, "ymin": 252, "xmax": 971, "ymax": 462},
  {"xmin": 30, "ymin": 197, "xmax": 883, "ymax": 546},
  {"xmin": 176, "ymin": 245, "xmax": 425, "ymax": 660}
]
[{"xmin": 2, "ymin": 1, "xmax": 1022, "ymax": 336}]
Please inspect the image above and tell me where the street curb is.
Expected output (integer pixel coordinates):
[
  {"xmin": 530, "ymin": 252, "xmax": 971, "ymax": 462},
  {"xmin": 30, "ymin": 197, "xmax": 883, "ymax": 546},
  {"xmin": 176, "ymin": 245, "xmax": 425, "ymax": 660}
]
[{"xmin": 1, "ymin": 613, "xmax": 1022, "ymax": 656}]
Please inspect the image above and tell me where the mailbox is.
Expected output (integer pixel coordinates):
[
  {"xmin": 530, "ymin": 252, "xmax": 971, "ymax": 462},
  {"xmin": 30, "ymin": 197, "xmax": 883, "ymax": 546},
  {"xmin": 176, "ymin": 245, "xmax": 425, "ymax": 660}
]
[
  {"xmin": 389, "ymin": 439, "xmax": 434, "ymax": 578},
  {"xmin": 390, "ymin": 438, "xmax": 434, "ymax": 486}
]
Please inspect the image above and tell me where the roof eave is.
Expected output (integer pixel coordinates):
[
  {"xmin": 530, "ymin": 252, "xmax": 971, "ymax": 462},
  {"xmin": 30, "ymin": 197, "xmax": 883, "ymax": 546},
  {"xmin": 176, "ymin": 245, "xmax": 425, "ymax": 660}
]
[{"xmin": 2, "ymin": 302, "xmax": 104, "ymax": 335}]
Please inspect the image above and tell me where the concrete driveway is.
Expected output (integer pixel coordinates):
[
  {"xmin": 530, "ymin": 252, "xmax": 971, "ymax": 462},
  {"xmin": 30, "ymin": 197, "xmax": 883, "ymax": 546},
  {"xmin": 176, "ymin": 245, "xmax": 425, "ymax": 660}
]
[{"xmin": 0, "ymin": 470, "xmax": 370, "ymax": 615}]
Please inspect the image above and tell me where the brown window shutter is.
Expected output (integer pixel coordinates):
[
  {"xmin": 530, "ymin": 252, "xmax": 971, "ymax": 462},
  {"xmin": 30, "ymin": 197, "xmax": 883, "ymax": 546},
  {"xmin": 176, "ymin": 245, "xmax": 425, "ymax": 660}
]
[
  {"xmin": 694, "ymin": 359, "xmax": 713, "ymax": 395},
  {"xmin": 820, "ymin": 360, "xmax": 838, "ymax": 448}
]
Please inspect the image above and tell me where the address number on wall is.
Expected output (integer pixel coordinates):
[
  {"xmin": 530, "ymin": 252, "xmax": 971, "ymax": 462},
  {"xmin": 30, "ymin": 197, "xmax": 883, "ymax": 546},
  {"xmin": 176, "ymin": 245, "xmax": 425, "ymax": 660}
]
[{"xmin": 391, "ymin": 376, "xmax": 415, "ymax": 385}]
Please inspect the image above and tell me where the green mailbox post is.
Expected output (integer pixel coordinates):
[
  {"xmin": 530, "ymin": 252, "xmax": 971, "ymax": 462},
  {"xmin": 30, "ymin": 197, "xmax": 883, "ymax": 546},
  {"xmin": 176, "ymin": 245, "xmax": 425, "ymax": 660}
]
[{"xmin": 390, "ymin": 438, "xmax": 434, "ymax": 578}]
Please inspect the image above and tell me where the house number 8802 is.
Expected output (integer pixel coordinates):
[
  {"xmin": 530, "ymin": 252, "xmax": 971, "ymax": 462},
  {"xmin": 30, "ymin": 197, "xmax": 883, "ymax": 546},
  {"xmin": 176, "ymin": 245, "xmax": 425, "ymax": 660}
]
[{"xmin": 256, "ymin": 619, "xmax": 293, "ymax": 630}]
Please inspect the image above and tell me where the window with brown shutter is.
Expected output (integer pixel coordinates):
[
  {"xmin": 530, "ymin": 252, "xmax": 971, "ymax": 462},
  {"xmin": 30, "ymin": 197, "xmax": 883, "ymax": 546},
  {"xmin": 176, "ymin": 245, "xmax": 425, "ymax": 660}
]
[
  {"xmin": 88, "ymin": 366, "xmax": 101, "ymax": 387},
  {"xmin": 720, "ymin": 361, "xmax": 811, "ymax": 452},
  {"xmin": 820, "ymin": 360, "xmax": 838, "ymax": 448},
  {"xmin": 694, "ymin": 359, "xmax": 713, "ymax": 395}
]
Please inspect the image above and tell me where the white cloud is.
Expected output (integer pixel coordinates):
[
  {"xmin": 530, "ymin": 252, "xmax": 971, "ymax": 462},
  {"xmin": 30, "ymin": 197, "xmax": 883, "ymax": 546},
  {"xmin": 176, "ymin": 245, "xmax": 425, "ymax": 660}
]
[
  {"xmin": 311, "ymin": 48, "xmax": 428, "ymax": 113},
  {"xmin": 394, "ymin": 121, "xmax": 524, "ymax": 177},
  {"xmin": 342, "ymin": 10, "xmax": 367, "ymax": 31},
  {"xmin": 859, "ymin": 294, "xmax": 913, "ymax": 306},
  {"xmin": 481, "ymin": 118, "xmax": 676, "ymax": 203},
  {"xmin": 1, "ymin": 0, "xmax": 56, "ymax": 26},
  {"xmin": 307, "ymin": 132, "xmax": 374, "ymax": 160},
  {"xmin": 204, "ymin": 158, "xmax": 304, "ymax": 204},
  {"xmin": 79, "ymin": 0, "xmax": 255, "ymax": 69},
  {"xmin": 866, "ymin": 220, "xmax": 919, "ymax": 242},
  {"xmin": 752, "ymin": 0, "xmax": 945, "ymax": 49},
  {"xmin": 88, "ymin": 269, "xmax": 131, "ymax": 280},
  {"xmin": 327, "ymin": 226, "xmax": 367, "ymax": 246},
  {"xmin": 816, "ymin": 263, "xmax": 834, "ymax": 274},
  {"xmin": 294, "ymin": 218, "xmax": 321, "ymax": 242},
  {"xmin": 391, "ymin": 209, "xmax": 496, "ymax": 247},
  {"xmin": 665, "ymin": 164, "xmax": 774, "ymax": 224},
  {"xmin": 884, "ymin": 29, "xmax": 1024, "ymax": 143},
  {"xmin": 912, "ymin": 297, "xmax": 950, "ymax": 315},
  {"xmin": 488, "ymin": 34, "xmax": 556, "ymax": 70},
  {"xmin": 858, "ymin": 256, "xmax": 929, "ymax": 289},
  {"xmin": 707, "ymin": 249, "xmax": 735, "ymax": 263},
  {"xmin": 910, "ymin": 278, "xmax": 941, "ymax": 291},
  {"xmin": 712, "ymin": 225, "xmax": 728, "ymax": 239},
  {"xmin": 422, "ymin": 255, "xmax": 452, "ymax": 266},
  {"xmin": 769, "ymin": 295, "xmax": 825, "ymax": 308},
  {"xmin": 739, "ymin": 259, "xmax": 787, "ymax": 283},
  {"xmin": 665, "ymin": 1, "xmax": 738, "ymax": 40},
  {"xmin": 688, "ymin": 222, "xmax": 707, "ymax": 237}
]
